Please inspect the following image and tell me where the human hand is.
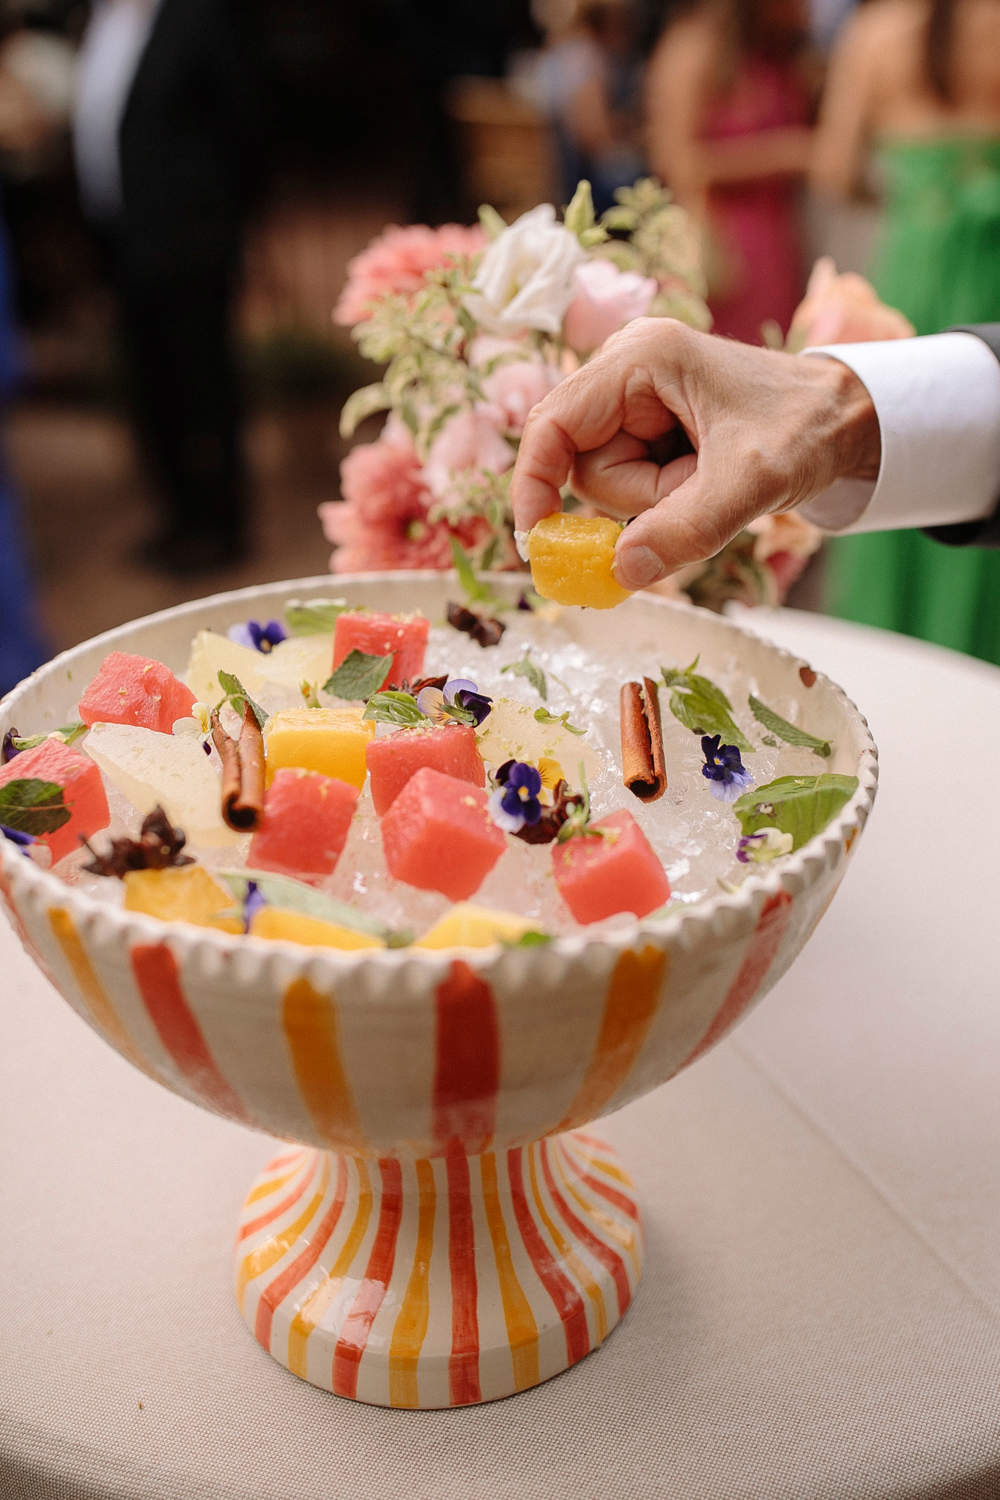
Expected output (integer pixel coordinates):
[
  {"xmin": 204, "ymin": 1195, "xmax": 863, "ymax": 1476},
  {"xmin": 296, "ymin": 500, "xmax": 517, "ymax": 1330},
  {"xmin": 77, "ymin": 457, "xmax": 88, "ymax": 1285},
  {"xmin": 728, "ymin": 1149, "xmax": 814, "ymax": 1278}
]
[{"xmin": 511, "ymin": 318, "xmax": 881, "ymax": 590}]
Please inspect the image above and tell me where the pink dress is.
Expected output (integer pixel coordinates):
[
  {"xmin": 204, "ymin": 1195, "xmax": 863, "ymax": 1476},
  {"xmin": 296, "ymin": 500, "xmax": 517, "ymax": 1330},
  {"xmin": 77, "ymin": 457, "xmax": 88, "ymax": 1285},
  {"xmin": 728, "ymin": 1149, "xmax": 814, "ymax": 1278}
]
[{"xmin": 702, "ymin": 57, "xmax": 808, "ymax": 344}]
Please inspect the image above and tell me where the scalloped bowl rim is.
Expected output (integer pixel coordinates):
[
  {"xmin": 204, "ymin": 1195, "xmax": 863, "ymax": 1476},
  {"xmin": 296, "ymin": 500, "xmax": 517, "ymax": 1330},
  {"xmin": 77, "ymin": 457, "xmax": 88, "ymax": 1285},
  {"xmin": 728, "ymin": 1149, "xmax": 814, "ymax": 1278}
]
[{"xmin": 0, "ymin": 571, "xmax": 878, "ymax": 982}]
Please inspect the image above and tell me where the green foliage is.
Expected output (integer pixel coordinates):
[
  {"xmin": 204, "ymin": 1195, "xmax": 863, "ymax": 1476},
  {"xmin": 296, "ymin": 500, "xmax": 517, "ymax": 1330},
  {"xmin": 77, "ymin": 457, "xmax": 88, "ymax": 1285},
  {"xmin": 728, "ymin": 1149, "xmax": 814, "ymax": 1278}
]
[
  {"xmin": 323, "ymin": 652, "xmax": 394, "ymax": 701},
  {"xmin": 0, "ymin": 779, "xmax": 70, "ymax": 835}
]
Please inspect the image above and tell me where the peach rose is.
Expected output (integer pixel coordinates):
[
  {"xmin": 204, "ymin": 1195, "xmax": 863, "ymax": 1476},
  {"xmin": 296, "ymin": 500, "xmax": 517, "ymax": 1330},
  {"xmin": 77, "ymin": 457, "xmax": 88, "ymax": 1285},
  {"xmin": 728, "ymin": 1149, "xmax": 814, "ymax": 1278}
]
[
  {"xmin": 334, "ymin": 223, "xmax": 485, "ymax": 325},
  {"xmin": 788, "ymin": 257, "xmax": 915, "ymax": 349},
  {"xmin": 423, "ymin": 404, "xmax": 515, "ymax": 503},
  {"xmin": 563, "ymin": 258, "xmax": 658, "ymax": 355}
]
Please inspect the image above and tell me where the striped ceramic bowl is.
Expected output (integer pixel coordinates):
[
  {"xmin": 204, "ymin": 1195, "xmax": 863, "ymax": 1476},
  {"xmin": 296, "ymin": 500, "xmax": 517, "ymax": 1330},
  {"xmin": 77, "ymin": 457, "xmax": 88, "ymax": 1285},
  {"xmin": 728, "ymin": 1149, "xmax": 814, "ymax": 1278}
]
[{"xmin": 0, "ymin": 573, "xmax": 877, "ymax": 1408}]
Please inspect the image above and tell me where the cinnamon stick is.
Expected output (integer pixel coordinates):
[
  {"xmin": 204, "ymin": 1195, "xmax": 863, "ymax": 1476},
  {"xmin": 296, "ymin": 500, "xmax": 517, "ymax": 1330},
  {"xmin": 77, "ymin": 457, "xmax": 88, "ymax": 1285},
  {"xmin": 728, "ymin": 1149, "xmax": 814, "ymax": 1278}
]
[
  {"xmin": 211, "ymin": 703, "xmax": 266, "ymax": 830},
  {"xmin": 620, "ymin": 676, "xmax": 667, "ymax": 802}
]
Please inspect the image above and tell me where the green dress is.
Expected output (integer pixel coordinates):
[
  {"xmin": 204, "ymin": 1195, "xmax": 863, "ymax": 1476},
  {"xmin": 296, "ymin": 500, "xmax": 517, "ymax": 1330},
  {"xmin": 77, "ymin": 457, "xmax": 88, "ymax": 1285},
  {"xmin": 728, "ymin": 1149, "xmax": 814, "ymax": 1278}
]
[{"xmin": 827, "ymin": 136, "xmax": 1000, "ymax": 664}]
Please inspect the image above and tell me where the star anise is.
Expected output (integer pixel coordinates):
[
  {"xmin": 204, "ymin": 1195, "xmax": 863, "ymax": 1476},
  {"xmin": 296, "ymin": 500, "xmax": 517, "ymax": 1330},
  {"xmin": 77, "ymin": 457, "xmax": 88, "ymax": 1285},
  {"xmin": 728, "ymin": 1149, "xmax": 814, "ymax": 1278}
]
[
  {"xmin": 406, "ymin": 673, "xmax": 449, "ymax": 696},
  {"xmin": 81, "ymin": 805, "xmax": 194, "ymax": 877},
  {"xmin": 446, "ymin": 601, "xmax": 506, "ymax": 648},
  {"xmin": 511, "ymin": 780, "xmax": 585, "ymax": 845}
]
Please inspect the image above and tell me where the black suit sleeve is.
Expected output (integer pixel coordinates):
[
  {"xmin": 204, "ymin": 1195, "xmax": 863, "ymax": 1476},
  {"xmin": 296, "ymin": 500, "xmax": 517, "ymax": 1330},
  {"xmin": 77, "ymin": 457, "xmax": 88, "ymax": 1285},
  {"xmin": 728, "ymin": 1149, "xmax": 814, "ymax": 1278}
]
[{"xmin": 924, "ymin": 324, "xmax": 1000, "ymax": 548}]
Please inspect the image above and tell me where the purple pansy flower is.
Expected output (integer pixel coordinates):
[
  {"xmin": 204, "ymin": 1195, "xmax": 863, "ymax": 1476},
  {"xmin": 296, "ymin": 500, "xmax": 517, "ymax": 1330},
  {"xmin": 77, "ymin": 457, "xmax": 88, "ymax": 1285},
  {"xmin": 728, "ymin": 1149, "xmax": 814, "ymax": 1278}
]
[
  {"xmin": 736, "ymin": 827, "xmax": 793, "ymax": 864},
  {"xmin": 1, "ymin": 824, "xmax": 35, "ymax": 853},
  {"xmin": 243, "ymin": 880, "xmax": 267, "ymax": 931},
  {"xmin": 416, "ymin": 676, "xmax": 493, "ymax": 727},
  {"xmin": 700, "ymin": 734, "xmax": 753, "ymax": 803},
  {"xmin": 227, "ymin": 619, "xmax": 287, "ymax": 654},
  {"xmin": 1, "ymin": 729, "xmax": 21, "ymax": 764},
  {"xmin": 489, "ymin": 760, "xmax": 543, "ymax": 833}
]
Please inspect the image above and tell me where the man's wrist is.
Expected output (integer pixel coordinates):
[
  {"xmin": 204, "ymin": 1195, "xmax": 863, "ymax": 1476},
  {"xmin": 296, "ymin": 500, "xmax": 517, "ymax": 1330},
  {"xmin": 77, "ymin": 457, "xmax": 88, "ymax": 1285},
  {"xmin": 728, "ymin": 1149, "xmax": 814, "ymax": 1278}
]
[{"xmin": 822, "ymin": 357, "xmax": 881, "ymax": 483}]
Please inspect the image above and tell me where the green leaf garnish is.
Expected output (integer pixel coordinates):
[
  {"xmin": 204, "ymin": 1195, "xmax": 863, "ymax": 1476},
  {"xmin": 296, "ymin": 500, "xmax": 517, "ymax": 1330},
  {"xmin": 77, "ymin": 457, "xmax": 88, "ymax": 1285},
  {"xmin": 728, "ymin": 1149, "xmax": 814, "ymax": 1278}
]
[
  {"xmin": 218, "ymin": 870, "xmax": 412, "ymax": 947},
  {"xmin": 449, "ymin": 537, "xmax": 503, "ymax": 610},
  {"xmin": 501, "ymin": 652, "xmax": 547, "ymax": 700},
  {"xmin": 534, "ymin": 706, "xmax": 585, "ymax": 736},
  {"xmin": 284, "ymin": 598, "xmax": 352, "ymax": 635},
  {"xmin": 216, "ymin": 671, "xmax": 268, "ymax": 729},
  {"xmin": 0, "ymin": 778, "xmax": 71, "ymax": 835},
  {"xmin": 323, "ymin": 651, "xmax": 393, "ymax": 701},
  {"xmin": 661, "ymin": 659, "xmax": 752, "ymax": 753},
  {"xmin": 11, "ymin": 722, "xmax": 87, "ymax": 751},
  {"xmin": 748, "ymin": 695, "xmax": 832, "ymax": 759},
  {"xmin": 508, "ymin": 930, "xmax": 552, "ymax": 948},
  {"xmin": 363, "ymin": 690, "xmax": 426, "ymax": 728},
  {"xmin": 733, "ymin": 773, "xmax": 859, "ymax": 851},
  {"xmin": 338, "ymin": 381, "xmax": 391, "ymax": 439}
]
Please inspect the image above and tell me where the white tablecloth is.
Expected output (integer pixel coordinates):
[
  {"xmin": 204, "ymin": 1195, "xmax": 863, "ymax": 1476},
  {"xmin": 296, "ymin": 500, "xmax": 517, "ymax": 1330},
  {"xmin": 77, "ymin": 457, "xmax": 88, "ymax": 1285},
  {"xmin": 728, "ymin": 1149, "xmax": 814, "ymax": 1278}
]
[{"xmin": 2, "ymin": 609, "xmax": 999, "ymax": 1500}]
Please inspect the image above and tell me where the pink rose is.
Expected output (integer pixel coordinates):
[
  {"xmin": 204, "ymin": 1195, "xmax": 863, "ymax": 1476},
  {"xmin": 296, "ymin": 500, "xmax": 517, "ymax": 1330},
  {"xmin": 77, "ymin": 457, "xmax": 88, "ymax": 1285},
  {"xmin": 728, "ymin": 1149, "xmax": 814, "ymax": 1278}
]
[
  {"xmin": 788, "ymin": 257, "xmax": 915, "ymax": 349},
  {"xmin": 480, "ymin": 357, "xmax": 562, "ymax": 435},
  {"xmin": 563, "ymin": 258, "xmax": 658, "ymax": 355},
  {"xmin": 747, "ymin": 512, "xmax": 822, "ymax": 601},
  {"xmin": 423, "ymin": 404, "xmax": 515, "ymax": 502},
  {"xmin": 334, "ymin": 223, "xmax": 485, "ymax": 325}
]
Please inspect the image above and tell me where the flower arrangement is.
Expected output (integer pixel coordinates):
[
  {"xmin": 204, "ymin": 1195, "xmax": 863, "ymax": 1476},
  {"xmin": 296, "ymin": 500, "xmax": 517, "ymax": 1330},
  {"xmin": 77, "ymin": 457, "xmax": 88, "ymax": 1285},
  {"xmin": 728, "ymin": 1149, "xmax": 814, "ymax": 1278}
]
[{"xmin": 323, "ymin": 179, "xmax": 819, "ymax": 608}]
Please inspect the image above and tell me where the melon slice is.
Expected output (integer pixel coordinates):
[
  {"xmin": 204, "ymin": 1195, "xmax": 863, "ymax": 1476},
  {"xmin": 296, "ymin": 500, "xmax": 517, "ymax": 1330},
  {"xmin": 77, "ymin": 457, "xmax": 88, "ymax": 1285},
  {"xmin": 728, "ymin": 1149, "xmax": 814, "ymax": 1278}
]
[
  {"xmin": 83, "ymin": 722, "xmax": 241, "ymax": 847},
  {"xmin": 264, "ymin": 706, "xmax": 374, "ymax": 790},
  {"xmin": 78, "ymin": 651, "xmax": 196, "ymax": 734},
  {"xmin": 528, "ymin": 513, "xmax": 629, "ymax": 609},
  {"xmin": 123, "ymin": 866, "xmax": 242, "ymax": 933},
  {"xmin": 248, "ymin": 768, "xmax": 358, "ymax": 881},
  {"xmin": 415, "ymin": 903, "xmax": 540, "ymax": 949},
  {"xmin": 552, "ymin": 808, "xmax": 670, "ymax": 923},
  {"xmin": 332, "ymin": 611, "xmax": 429, "ymax": 690},
  {"xmin": 0, "ymin": 739, "xmax": 109, "ymax": 864},
  {"xmin": 366, "ymin": 723, "xmax": 484, "ymax": 816},
  {"xmin": 248, "ymin": 907, "xmax": 382, "ymax": 950},
  {"xmin": 381, "ymin": 766, "xmax": 506, "ymax": 901}
]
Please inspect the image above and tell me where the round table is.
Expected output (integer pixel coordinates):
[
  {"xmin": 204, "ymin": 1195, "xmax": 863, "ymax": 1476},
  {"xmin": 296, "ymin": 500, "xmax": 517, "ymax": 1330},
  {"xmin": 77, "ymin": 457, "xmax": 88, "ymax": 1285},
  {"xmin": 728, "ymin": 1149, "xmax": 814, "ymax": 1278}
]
[{"xmin": 3, "ymin": 609, "xmax": 999, "ymax": 1500}]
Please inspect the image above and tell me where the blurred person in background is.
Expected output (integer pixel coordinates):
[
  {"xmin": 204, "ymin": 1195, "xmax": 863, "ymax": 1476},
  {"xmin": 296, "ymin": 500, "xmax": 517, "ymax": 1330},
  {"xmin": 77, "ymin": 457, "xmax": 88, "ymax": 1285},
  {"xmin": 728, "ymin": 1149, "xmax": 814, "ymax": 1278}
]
[
  {"xmin": 0, "ymin": 20, "xmax": 61, "ymax": 694},
  {"xmin": 74, "ymin": 0, "xmax": 264, "ymax": 577},
  {"xmin": 527, "ymin": 0, "xmax": 645, "ymax": 212},
  {"xmin": 813, "ymin": 0, "xmax": 1000, "ymax": 664},
  {"xmin": 645, "ymin": 0, "xmax": 814, "ymax": 342}
]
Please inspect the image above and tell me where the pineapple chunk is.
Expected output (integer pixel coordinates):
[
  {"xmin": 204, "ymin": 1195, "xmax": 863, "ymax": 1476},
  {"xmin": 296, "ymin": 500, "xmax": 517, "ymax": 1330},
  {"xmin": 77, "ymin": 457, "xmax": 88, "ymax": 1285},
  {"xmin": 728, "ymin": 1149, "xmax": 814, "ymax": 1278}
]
[
  {"xmin": 263, "ymin": 706, "xmax": 375, "ymax": 789},
  {"xmin": 248, "ymin": 906, "xmax": 383, "ymax": 950},
  {"xmin": 123, "ymin": 866, "xmax": 243, "ymax": 933},
  {"xmin": 475, "ymin": 696, "xmax": 598, "ymax": 782},
  {"xmin": 415, "ymin": 903, "xmax": 541, "ymax": 949},
  {"xmin": 528, "ymin": 513, "xmax": 629, "ymax": 609}
]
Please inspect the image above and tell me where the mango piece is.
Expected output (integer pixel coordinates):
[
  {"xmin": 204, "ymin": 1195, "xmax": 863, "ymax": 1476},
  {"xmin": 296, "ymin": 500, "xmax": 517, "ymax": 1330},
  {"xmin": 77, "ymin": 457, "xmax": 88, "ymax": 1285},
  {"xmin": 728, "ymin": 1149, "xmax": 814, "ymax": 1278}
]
[
  {"xmin": 527, "ymin": 513, "xmax": 629, "ymax": 609},
  {"xmin": 123, "ymin": 866, "xmax": 243, "ymax": 933},
  {"xmin": 263, "ymin": 706, "xmax": 375, "ymax": 789},
  {"xmin": 416, "ymin": 903, "xmax": 541, "ymax": 950},
  {"xmin": 248, "ymin": 906, "xmax": 383, "ymax": 950}
]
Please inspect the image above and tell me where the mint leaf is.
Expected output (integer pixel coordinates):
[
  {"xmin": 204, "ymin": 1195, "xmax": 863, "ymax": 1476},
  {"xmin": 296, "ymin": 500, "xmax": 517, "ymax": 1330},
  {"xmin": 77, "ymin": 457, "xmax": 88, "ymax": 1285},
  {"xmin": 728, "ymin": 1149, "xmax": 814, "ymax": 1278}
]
[
  {"xmin": 363, "ymin": 690, "xmax": 426, "ymax": 727},
  {"xmin": 661, "ymin": 662, "xmax": 752, "ymax": 753},
  {"xmin": 284, "ymin": 598, "xmax": 352, "ymax": 635},
  {"xmin": 0, "ymin": 778, "xmax": 71, "ymax": 835},
  {"xmin": 216, "ymin": 671, "xmax": 268, "ymax": 729},
  {"xmin": 323, "ymin": 651, "xmax": 393, "ymax": 701},
  {"xmin": 11, "ymin": 722, "xmax": 87, "ymax": 751},
  {"xmin": 508, "ymin": 930, "xmax": 552, "ymax": 947},
  {"xmin": 501, "ymin": 652, "xmax": 547, "ymax": 700},
  {"xmin": 748, "ymin": 695, "xmax": 832, "ymax": 759},
  {"xmin": 449, "ymin": 537, "xmax": 503, "ymax": 609},
  {"xmin": 733, "ymin": 773, "xmax": 859, "ymax": 851},
  {"xmin": 534, "ymin": 706, "xmax": 585, "ymax": 736},
  {"xmin": 218, "ymin": 869, "xmax": 412, "ymax": 946}
]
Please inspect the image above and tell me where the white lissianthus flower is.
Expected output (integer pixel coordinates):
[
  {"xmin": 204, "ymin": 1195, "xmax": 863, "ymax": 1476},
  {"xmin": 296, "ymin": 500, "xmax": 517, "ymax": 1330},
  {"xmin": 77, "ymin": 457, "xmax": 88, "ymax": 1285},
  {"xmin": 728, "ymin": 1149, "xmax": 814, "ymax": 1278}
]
[{"xmin": 463, "ymin": 205, "xmax": 585, "ymax": 336}]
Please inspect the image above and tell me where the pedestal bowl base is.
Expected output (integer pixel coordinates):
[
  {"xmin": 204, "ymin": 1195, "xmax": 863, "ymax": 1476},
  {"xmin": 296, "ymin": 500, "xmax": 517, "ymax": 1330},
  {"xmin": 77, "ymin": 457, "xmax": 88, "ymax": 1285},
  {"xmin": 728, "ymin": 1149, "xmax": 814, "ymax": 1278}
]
[{"xmin": 234, "ymin": 1131, "xmax": 643, "ymax": 1407}]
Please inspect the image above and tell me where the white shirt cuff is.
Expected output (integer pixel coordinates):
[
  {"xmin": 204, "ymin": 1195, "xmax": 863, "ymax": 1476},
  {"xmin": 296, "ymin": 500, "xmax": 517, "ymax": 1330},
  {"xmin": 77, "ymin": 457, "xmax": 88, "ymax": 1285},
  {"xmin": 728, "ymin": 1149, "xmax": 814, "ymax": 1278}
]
[{"xmin": 798, "ymin": 332, "xmax": 1000, "ymax": 533}]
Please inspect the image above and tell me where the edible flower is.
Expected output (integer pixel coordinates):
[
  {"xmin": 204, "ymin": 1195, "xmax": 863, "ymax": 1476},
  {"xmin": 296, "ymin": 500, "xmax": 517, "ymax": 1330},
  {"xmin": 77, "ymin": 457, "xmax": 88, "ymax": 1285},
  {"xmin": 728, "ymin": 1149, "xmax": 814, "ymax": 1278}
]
[
  {"xmin": 1, "ymin": 729, "xmax": 20, "ymax": 764},
  {"xmin": 243, "ymin": 880, "xmax": 267, "ymax": 931},
  {"xmin": 537, "ymin": 756, "xmax": 564, "ymax": 804},
  {"xmin": 416, "ymin": 677, "xmax": 493, "ymax": 727},
  {"xmin": 0, "ymin": 823, "xmax": 35, "ymax": 852},
  {"xmin": 227, "ymin": 619, "xmax": 287, "ymax": 654},
  {"xmin": 736, "ymin": 827, "xmax": 793, "ymax": 864},
  {"xmin": 701, "ymin": 734, "xmax": 753, "ymax": 803},
  {"xmin": 489, "ymin": 760, "xmax": 543, "ymax": 833}
]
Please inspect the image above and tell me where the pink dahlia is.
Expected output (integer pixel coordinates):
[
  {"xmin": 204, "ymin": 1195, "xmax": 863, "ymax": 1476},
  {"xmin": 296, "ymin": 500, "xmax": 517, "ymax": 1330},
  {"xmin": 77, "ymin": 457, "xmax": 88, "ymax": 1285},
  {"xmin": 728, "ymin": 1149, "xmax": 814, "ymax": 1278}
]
[
  {"xmin": 334, "ymin": 223, "xmax": 486, "ymax": 326},
  {"xmin": 320, "ymin": 426, "xmax": 494, "ymax": 573}
]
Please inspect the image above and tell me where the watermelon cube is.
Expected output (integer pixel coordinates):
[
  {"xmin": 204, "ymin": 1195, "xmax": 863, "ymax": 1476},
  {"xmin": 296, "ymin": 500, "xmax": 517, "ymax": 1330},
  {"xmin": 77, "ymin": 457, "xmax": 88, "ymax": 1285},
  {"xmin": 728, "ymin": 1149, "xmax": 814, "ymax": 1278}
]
[
  {"xmin": 366, "ymin": 724, "xmax": 484, "ymax": 816},
  {"xmin": 332, "ymin": 611, "xmax": 429, "ymax": 690},
  {"xmin": 248, "ymin": 768, "xmax": 359, "ymax": 880},
  {"xmin": 0, "ymin": 738, "xmax": 109, "ymax": 864},
  {"xmin": 552, "ymin": 809, "xmax": 669, "ymax": 924},
  {"xmin": 381, "ymin": 766, "xmax": 506, "ymax": 900},
  {"xmin": 78, "ymin": 651, "xmax": 196, "ymax": 734}
]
